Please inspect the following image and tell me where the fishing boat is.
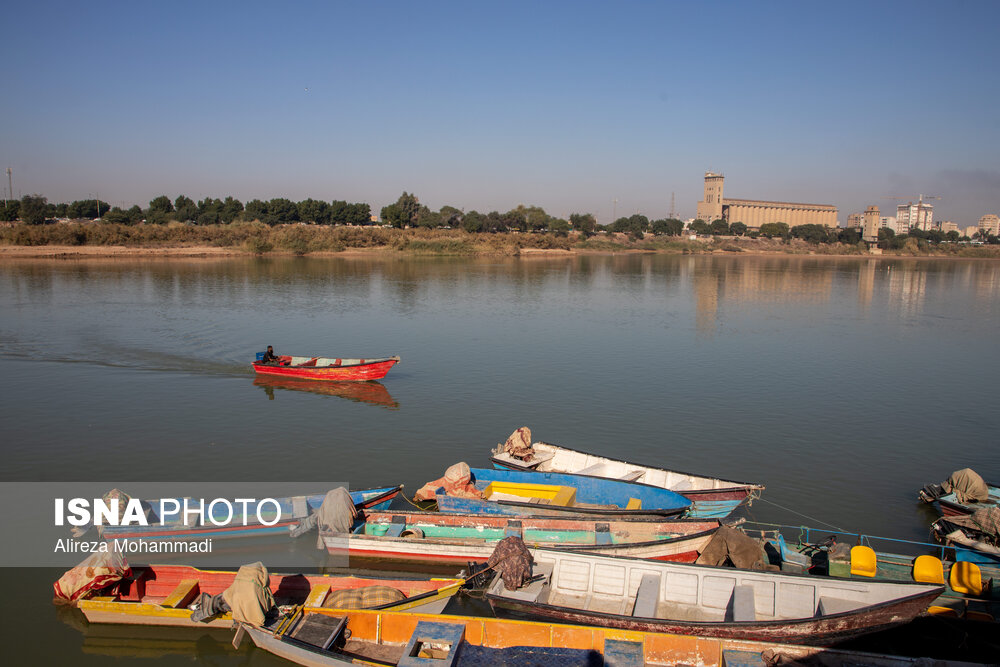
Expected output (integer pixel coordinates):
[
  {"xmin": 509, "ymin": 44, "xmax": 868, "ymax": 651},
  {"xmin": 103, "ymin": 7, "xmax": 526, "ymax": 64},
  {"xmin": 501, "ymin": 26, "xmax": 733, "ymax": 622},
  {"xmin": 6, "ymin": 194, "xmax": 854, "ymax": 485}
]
[
  {"xmin": 741, "ymin": 521, "xmax": 1000, "ymax": 621},
  {"xmin": 320, "ymin": 510, "xmax": 720, "ymax": 566},
  {"xmin": 239, "ymin": 604, "xmax": 969, "ymax": 667},
  {"xmin": 75, "ymin": 564, "xmax": 464, "ymax": 627},
  {"xmin": 491, "ymin": 441, "xmax": 763, "ymax": 519},
  {"xmin": 98, "ymin": 486, "xmax": 401, "ymax": 542},
  {"xmin": 918, "ymin": 469, "xmax": 1000, "ymax": 517},
  {"xmin": 433, "ymin": 467, "xmax": 691, "ymax": 519},
  {"xmin": 484, "ymin": 547, "xmax": 943, "ymax": 646},
  {"xmin": 252, "ymin": 355, "xmax": 400, "ymax": 382}
]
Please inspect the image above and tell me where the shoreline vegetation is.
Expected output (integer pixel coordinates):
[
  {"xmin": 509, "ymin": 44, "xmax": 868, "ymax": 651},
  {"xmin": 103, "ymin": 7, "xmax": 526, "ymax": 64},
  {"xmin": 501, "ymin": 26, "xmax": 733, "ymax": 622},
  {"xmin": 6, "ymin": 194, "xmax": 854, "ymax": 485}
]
[{"xmin": 1, "ymin": 222, "xmax": 999, "ymax": 260}]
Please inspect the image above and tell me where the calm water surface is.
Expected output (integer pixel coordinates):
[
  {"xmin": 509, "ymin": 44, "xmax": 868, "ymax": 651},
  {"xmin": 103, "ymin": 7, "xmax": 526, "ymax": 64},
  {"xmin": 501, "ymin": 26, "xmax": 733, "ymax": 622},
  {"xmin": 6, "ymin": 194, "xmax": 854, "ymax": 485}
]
[{"xmin": 1, "ymin": 254, "xmax": 998, "ymax": 664}]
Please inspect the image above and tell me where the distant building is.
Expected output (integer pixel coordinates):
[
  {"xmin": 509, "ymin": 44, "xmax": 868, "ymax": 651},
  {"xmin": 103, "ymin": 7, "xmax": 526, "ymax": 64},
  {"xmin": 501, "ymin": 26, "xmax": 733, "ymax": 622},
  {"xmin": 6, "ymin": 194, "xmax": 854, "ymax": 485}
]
[
  {"xmin": 940, "ymin": 221, "xmax": 959, "ymax": 234},
  {"xmin": 896, "ymin": 201, "xmax": 934, "ymax": 232},
  {"xmin": 979, "ymin": 214, "xmax": 999, "ymax": 236},
  {"xmin": 862, "ymin": 206, "xmax": 881, "ymax": 243},
  {"xmin": 880, "ymin": 216, "xmax": 903, "ymax": 234},
  {"xmin": 695, "ymin": 172, "xmax": 838, "ymax": 229},
  {"xmin": 964, "ymin": 226, "xmax": 979, "ymax": 238},
  {"xmin": 846, "ymin": 213, "xmax": 863, "ymax": 231}
]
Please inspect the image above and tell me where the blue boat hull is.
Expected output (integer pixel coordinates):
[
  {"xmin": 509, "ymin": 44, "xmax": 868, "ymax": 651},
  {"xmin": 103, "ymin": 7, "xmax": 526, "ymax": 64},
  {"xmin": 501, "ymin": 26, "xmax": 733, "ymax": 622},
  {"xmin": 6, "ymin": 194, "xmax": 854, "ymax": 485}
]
[{"xmin": 435, "ymin": 468, "xmax": 690, "ymax": 518}]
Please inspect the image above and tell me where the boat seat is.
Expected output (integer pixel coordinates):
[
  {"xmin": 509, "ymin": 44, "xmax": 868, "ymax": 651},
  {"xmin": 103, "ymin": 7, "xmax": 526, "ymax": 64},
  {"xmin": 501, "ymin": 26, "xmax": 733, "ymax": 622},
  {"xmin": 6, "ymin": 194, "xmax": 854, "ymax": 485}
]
[
  {"xmin": 850, "ymin": 545, "xmax": 877, "ymax": 577},
  {"xmin": 625, "ymin": 498, "xmax": 642, "ymax": 510},
  {"xmin": 912, "ymin": 555, "xmax": 945, "ymax": 584},
  {"xmin": 949, "ymin": 561, "xmax": 984, "ymax": 596},
  {"xmin": 729, "ymin": 584, "xmax": 756, "ymax": 622},
  {"xmin": 397, "ymin": 621, "xmax": 465, "ymax": 667},
  {"xmin": 161, "ymin": 579, "xmax": 199, "ymax": 608},
  {"xmin": 619, "ymin": 470, "xmax": 645, "ymax": 482},
  {"xmin": 603, "ymin": 639, "xmax": 644, "ymax": 667},
  {"xmin": 631, "ymin": 573, "xmax": 661, "ymax": 618},
  {"xmin": 299, "ymin": 358, "xmax": 318, "ymax": 367},
  {"xmin": 964, "ymin": 610, "xmax": 994, "ymax": 622},
  {"xmin": 927, "ymin": 605, "xmax": 959, "ymax": 617},
  {"xmin": 384, "ymin": 516, "xmax": 407, "ymax": 538},
  {"xmin": 594, "ymin": 523, "xmax": 612, "ymax": 545},
  {"xmin": 499, "ymin": 563, "xmax": 553, "ymax": 602},
  {"xmin": 576, "ymin": 463, "xmax": 610, "ymax": 476},
  {"xmin": 816, "ymin": 596, "xmax": 860, "ymax": 616}
]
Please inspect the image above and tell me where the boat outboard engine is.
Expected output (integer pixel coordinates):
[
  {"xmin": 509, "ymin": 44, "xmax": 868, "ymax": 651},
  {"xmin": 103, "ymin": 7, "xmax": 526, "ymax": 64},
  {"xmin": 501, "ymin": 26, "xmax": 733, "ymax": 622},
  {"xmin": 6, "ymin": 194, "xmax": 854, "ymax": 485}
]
[{"xmin": 918, "ymin": 483, "xmax": 945, "ymax": 503}]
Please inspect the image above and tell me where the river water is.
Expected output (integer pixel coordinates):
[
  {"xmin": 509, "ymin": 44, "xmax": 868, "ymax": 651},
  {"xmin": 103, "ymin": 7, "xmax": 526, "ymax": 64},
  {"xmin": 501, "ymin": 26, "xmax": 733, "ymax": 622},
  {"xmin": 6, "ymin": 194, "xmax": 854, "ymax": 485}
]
[{"xmin": 1, "ymin": 254, "xmax": 998, "ymax": 664}]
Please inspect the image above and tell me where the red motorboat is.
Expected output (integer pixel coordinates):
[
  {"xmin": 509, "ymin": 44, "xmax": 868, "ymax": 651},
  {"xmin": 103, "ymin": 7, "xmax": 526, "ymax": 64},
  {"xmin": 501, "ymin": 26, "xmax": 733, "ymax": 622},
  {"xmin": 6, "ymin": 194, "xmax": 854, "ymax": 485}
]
[{"xmin": 252, "ymin": 354, "xmax": 400, "ymax": 381}]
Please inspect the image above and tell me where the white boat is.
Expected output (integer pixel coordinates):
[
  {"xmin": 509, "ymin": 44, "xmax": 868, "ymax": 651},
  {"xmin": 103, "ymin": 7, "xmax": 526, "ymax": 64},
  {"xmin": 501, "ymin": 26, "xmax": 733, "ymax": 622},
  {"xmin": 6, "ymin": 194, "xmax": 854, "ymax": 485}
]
[
  {"xmin": 484, "ymin": 547, "xmax": 943, "ymax": 646},
  {"xmin": 491, "ymin": 440, "xmax": 764, "ymax": 518}
]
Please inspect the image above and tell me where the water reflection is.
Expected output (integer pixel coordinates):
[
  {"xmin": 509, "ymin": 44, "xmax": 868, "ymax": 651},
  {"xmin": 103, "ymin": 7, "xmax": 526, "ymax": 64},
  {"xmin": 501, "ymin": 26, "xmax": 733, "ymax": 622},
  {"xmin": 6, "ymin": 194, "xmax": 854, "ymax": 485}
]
[{"xmin": 253, "ymin": 377, "xmax": 399, "ymax": 409}]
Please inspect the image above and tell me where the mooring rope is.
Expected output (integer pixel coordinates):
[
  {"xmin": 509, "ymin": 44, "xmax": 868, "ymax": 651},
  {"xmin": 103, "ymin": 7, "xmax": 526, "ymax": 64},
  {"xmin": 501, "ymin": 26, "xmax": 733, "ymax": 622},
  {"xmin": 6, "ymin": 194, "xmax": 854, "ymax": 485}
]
[{"xmin": 753, "ymin": 496, "xmax": 846, "ymax": 532}]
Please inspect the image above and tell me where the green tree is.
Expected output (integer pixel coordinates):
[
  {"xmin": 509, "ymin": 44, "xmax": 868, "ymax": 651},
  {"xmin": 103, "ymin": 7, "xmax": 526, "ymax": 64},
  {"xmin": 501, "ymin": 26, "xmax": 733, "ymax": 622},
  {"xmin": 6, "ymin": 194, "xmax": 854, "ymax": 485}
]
[
  {"xmin": 415, "ymin": 207, "xmax": 443, "ymax": 228},
  {"xmin": 298, "ymin": 198, "xmax": 329, "ymax": 224},
  {"xmin": 243, "ymin": 199, "xmax": 268, "ymax": 222},
  {"xmin": 790, "ymin": 224, "xmax": 830, "ymax": 244},
  {"xmin": 462, "ymin": 210, "xmax": 485, "ymax": 233},
  {"xmin": 0, "ymin": 200, "xmax": 19, "ymax": 222},
  {"xmin": 149, "ymin": 195, "xmax": 174, "ymax": 213},
  {"xmin": 729, "ymin": 221, "xmax": 747, "ymax": 236},
  {"xmin": 689, "ymin": 219, "xmax": 711, "ymax": 235},
  {"xmin": 101, "ymin": 206, "xmax": 131, "ymax": 225},
  {"xmin": 197, "ymin": 197, "xmax": 223, "ymax": 225},
  {"xmin": 19, "ymin": 194, "xmax": 48, "ymax": 225},
  {"xmin": 927, "ymin": 229, "xmax": 946, "ymax": 244},
  {"xmin": 838, "ymin": 228, "xmax": 860, "ymax": 244},
  {"xmin": 945, "ymin": 230, "xmax": 960, "ymax": 243},
  {"xmin": 126, "ymin": 205, "xmax": 144, "ymax": 224},
  {"xmin": 173, "ymin": 195, "xmax": 196, "ymax": 221},
  {"xmin": 266, "ymin": 198, "xmax": 299, "ymax": 225},
  {"xmin": 502, "ymin": 208, "xmax": 527, "ymax": 232},
  {"xmin": 759, "ymin": 222, "xmax": 790, "ymax": 239},
  {"xmin": 549, "ymin": 218, "xmax": 570, "ymax": 237},
  {"xmin": 569, "ymin": 213, "xmax": 596, "ymax": 237},
  {"xmin": 381, "ymin": 192, "xmax": 420, "ymax": 228},
  {"xmin": 710, "ymin": 219, "xmax": 730, "ymax": 235},
  {"xmin": 220, "ymin": 196, "xmax": 243, "ymax": 223},
  {"xmin": 439, "ymin": 206, "xmax": 463, "ymax": 228}
]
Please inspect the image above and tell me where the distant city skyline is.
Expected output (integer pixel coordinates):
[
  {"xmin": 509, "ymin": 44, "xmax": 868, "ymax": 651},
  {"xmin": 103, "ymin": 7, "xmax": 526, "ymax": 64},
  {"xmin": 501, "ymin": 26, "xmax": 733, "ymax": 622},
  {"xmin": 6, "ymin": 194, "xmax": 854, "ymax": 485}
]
[{"xmin": 2, "ymin": 1, "xmax": 997, "ymax": 226}]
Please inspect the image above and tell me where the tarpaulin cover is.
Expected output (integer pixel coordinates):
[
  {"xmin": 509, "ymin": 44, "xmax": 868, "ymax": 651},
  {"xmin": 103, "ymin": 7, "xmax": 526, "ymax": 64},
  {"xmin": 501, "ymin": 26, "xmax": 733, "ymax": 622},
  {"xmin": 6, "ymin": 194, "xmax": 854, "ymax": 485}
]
[
  {"xmin": 222, "ymin": 562, "xmax": 276, "ymax": 626},
  {"xmin": 53, "ymin": 543, "xmax": 131, "ymax": 604},
  {"xmin": 323, "ymin": 585, "xmax": 406, "ymax": 609},
  {"xmin": 315, "ymin": 487, "xmax": 358, "ymax": 534},
  {"xmin": 947, "ymin": 506, "xmax": 1000, "ymax": 540},
  {"xmin": 500, "ymin": 426, "xmax": 535, "ymax": 461},
  {"xmin": 942, "ymin": 468, "xmax": 989, "ymax": 504},
  {"xmin": 695, "ymin": 525, "xmax": 768, "ymax": 570},
  {"xmin": 487, "ymin": 536, "xmax": 534, "ymax": 590},
  {"xmin": 415, "ymin": 462, "xmax": 483, "ymax": 501}
]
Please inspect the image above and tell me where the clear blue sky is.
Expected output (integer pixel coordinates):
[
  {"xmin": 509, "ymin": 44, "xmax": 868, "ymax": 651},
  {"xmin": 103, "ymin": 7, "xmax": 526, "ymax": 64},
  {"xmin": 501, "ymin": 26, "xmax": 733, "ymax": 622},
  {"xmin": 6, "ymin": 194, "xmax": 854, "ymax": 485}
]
[{"xmin": 3, "ymin": 1, "xmax": 997, "ymax": 226}]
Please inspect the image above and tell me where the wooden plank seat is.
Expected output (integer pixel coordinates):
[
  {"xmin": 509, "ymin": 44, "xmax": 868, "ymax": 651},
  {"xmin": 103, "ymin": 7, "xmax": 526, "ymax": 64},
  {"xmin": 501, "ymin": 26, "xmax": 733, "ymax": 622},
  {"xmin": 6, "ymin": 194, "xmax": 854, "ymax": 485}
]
[
  {"xmin": 631, "ymin": 573, "xmax": 660, "ymax": 617},
  {"xmin": 817, "ymin": 596, "xmax": 860, "ymax": 616},
  {"xmin": 384, "ymin": 516, "xmax": 407, "ymax": 538},
  {"xmin": 729, "ymin": 585, "xmax": 755, "ymax": 622},
  {"xmin": 161, "ymin": 579, "xmax": 199, "ymax": 609}
]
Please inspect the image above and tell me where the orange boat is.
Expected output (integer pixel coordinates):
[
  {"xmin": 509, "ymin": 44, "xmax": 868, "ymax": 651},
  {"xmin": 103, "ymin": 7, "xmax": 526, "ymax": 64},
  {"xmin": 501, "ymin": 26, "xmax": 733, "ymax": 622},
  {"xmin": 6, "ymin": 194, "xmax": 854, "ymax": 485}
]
[{"xmin": 253, "ymin": 355, "xmax": 400, "ymax": 382}]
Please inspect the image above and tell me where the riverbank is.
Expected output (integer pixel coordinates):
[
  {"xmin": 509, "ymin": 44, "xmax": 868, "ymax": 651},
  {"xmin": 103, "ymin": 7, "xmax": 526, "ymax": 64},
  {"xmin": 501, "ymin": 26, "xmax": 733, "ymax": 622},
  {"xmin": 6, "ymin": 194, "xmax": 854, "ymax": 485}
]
[{"xmin": 1, "ymin": 223, "xmax": 998, "ymax": 259}]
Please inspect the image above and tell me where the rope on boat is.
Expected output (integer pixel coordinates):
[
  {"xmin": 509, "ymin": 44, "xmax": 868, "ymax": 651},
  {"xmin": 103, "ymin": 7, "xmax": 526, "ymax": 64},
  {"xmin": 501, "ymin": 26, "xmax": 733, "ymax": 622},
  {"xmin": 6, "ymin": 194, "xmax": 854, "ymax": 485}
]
[{"xmin": 752, "ymin": 497, "xmax": 846, "ymax": 533}]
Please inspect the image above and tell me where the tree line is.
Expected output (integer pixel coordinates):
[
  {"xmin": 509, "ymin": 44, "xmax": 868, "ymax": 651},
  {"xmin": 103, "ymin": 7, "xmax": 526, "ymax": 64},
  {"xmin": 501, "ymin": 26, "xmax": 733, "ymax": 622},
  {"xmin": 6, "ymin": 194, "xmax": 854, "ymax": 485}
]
[
  {"xmin": 0, "ymin": 194, "xmax": 371, "ymax": 227},
  {"xmin": 3, "ymin": 190, "xmax": 997, "ymax": 246}
]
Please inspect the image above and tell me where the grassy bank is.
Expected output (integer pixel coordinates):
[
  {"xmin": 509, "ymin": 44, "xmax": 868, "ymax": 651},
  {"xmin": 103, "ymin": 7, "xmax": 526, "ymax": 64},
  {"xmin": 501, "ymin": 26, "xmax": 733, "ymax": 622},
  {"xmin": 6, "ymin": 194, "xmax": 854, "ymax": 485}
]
[{"xmin": 1, "ymin": 222, "xmax": 998, "ymax": 259}]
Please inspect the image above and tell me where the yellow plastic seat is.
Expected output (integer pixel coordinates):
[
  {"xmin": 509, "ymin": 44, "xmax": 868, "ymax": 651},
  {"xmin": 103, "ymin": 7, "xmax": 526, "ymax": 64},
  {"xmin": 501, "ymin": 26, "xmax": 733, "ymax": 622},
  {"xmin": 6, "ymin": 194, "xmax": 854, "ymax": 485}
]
[
  {"xmin": 850, "ymin": 545, "xmax": 877, "ymax": 577},
  {"xmin": 912, "ymin": 555, "xmax": 945, "ymax": 584},
  {"xmin": 926, "ymin": 605, "xmax": 958, "ymax": 617},
  {"xmin": 949, "ymin": 561, "xmax": 983, "ymax": 596}
]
